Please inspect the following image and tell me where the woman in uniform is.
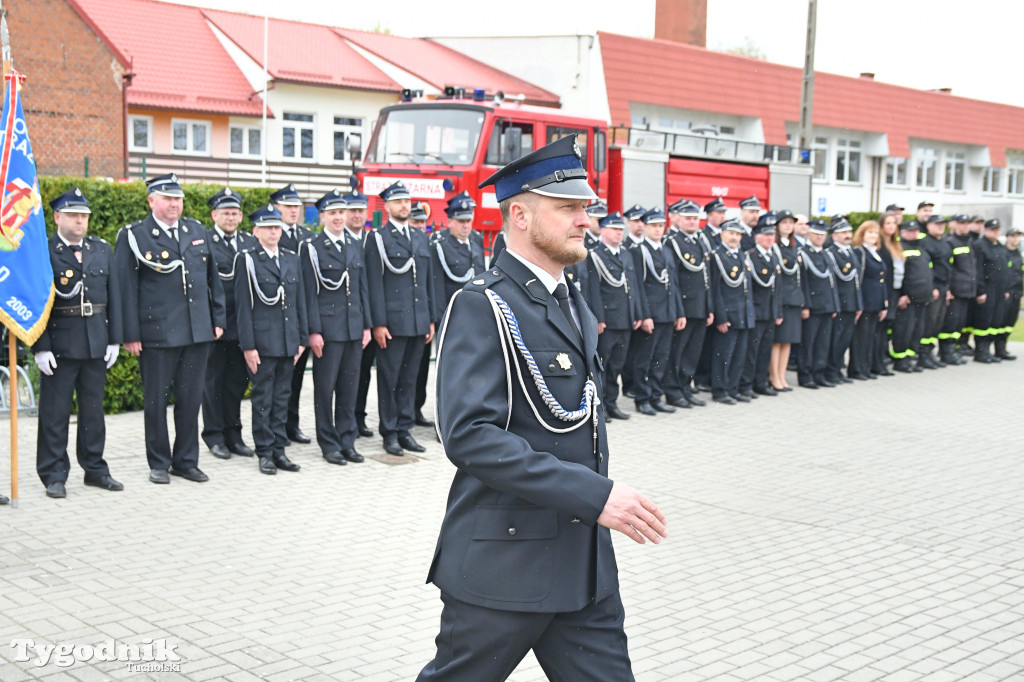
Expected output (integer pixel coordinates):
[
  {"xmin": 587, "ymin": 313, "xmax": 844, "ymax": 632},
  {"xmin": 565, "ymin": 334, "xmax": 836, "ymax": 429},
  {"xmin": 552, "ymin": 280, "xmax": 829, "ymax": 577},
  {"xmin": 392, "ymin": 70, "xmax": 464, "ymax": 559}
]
[
  {"xmin": 769, "ymin": 209, "xmax": 803, "ymax": 391},
  {"xmin": 849, "ymin": 220, "xmax": 889, "ymax": 379}
]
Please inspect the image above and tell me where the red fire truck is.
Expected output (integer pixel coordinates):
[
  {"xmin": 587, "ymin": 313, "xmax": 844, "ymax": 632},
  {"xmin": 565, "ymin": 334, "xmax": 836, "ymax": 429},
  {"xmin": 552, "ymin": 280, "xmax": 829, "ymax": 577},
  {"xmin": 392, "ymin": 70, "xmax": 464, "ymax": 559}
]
[{"xmin": 355, "ymin": 91, "xmax": 811, "ymax": 246}]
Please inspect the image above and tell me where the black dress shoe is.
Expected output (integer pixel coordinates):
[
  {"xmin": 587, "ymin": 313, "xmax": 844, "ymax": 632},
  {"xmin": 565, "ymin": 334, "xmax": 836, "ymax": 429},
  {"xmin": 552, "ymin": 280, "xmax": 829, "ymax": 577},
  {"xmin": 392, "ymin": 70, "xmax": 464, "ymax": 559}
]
[
  {"xmin": 46, "ymin": 481, "xmax": 66, "ymax": 499},
  {"xmin": 287, "ymin": 429, "xmax": 312, "ymax": 444},
  {"xmin": 816, "ymin": 378, "xmax": 837, "ymax": 387},
  {"xmin": 149, "ymin": 469, "xmax": 170, "ymax": 484},
  {"xmin": 414, "ymin": 410, "xmax": 435, "ymax": 428},
  {"xmin": 357, "ymin": 419, "xmax": 373, "ymax": 438},
  {"xmin": 341, "ymin": 448, "xmax": 365, "ymax": 463},
  {"xmin": 605, "ymin": 404, "xmax": 631, "ymax": 420},
  {"xmin": 798, "ymin": 381, "xmax": 819, "ymax": 389},
  {"xmin": 258, "ymin": 457, "xmax": 277, "ymax": 475},
  {"xmin": 0, "ymin": 494, "xmax": 7, "ymax": 505},
  {"xmin": 666, "ymin": 396, "xmax": 692, "ymax": 408},
  {"xmin": 383, "ymin": 436, "xmax": 404, "ymax": 456},
  {"xmin": 323, "ymin": 451, "xmax": 348, "ymax": 466},
  {"xmin": 876, "ymin": 368, "xmax": 894, "ymax": 376},
  {"xmin": 838, "ymin": 376, "xmax": 854, "ymax": 384},
  {"xmin": 272, "ymin": 454, "xmax": 301, "ymax": 472},
  {"xmin": 398, "ymin": 435, "xmax": 426, "ymax": 453},
  {"xmin": 694, "ymin": 383, "xmax": 712, "ymax": 393},
  {"xmin": 635, "ymin": 400, "xmax": 657, "ymax": 416},
  {"xmin": 753, "ymin": 386, "xmax": 778, "ymax": 396},
  {"xmin": 649, "ymin": 399, "xmax": 676, "ymax": 414},
  {"xmin": 849, "ymin": 373, "xmax": 870, "ymax": 381},
  {"xmin": 731, "ymin": 393, "xmax": 752, "ymax": 403},
  {"xmin": 84, "ymin": 475, "xmax": 124, "ymax": 491},
  {"xmin": 228, "ymin": 442, "xmax": 255, "ymax": 457},
  {"xmin": 739, "ymin": 389, "xmax": 758, "ymax": 399},
  {"xmin": 713, "ymin": 395, "xmax": 736, "ymax": 405},
  {"xmin": 209, "ymin": 444, "xmax": 232, "ymax": 460},
  {"xmin": 684, "ymin": 393, "xmax": 706, "ymax": 407},
  {"xmin": 170, "ymin": 467, "xmax": 209, "ymax": 482}
]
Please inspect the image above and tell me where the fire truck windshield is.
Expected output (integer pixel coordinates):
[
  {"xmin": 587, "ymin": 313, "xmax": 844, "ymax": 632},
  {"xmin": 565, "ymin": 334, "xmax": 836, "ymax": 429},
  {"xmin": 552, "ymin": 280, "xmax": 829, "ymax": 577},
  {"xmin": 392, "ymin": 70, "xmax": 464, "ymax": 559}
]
[{"xmin": 365, "ymin": 106, "xmax": 486, "ymax": 167}]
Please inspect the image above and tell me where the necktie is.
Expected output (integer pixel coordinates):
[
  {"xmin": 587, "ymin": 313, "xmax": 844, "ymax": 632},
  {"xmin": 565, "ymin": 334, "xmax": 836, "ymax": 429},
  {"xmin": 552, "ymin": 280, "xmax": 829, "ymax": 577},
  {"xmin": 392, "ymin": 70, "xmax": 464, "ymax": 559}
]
[
  {"xmin": 69, "ymin": 244, "xmax": 82, "ymax": 263},
  {"xmin": 169, "ymin": 227, "xmax": 177, "ymax": 242},
  {"xmin": 553, "ymin": 283, "xmax": 582, "ymax": 345},
  {"xmin": 224, "ymin": 234, "xmax": 235, "ymax": 251}
]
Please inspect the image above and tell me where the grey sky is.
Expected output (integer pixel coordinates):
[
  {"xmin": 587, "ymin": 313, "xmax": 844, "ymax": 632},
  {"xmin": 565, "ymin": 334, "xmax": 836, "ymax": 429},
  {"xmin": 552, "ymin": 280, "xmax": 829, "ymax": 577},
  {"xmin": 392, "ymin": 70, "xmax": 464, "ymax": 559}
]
[{"xmin": 168, "ymin": 0, "xmax": 1024, "ymax": 108}]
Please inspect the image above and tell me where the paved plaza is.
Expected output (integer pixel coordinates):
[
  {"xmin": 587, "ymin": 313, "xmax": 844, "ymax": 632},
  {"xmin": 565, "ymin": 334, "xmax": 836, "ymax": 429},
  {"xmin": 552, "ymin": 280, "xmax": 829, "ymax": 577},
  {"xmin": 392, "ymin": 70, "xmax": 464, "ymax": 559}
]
[{"xmin": 2, "ymin": 347, "xmax": 1024, "ymax": 681}]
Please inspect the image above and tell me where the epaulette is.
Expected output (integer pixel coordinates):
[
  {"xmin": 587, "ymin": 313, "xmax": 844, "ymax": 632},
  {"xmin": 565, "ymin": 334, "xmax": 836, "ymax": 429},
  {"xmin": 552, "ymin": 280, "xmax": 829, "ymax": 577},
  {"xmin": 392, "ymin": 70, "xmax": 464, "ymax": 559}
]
[
  {"xmin": 463, "ymin": 267, "xmax": 504, "ymax": 292},
  {"xmin": 86, "ymin": 234, "xmax": 107, "ymax": 244},
  {"xmin": 182, "ymin": 216, "xmax": 207, "ymax": 228},
  {"xmin": 281, "ymin": 246, "xmax": 296, "ymax": 256}
]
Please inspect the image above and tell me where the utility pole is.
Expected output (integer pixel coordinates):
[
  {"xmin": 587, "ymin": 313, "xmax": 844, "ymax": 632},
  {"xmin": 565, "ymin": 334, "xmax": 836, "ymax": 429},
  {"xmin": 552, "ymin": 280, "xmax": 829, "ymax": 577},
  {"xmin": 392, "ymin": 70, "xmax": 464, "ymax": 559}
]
[{"xmin": 798, "ymin": 0, "xmax": 817, "ymax": 159}]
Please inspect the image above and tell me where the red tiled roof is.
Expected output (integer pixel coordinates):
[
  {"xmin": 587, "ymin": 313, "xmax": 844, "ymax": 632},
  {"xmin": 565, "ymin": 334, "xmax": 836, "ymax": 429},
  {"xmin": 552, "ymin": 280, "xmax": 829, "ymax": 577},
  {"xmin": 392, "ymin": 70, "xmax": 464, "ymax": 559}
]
[
  {"xmin": 70, "ymin": 0, "xmax": 265, "ymax": 117},
  {"xmin": 202, "ymin": 10, "xmax": 400, "ymax": 92},
  {"xmin": 598, "ymin": 31, "xmax": 1024, "ymax": 167},
  {"xmin": 336, "ymin": 29, "xmax": 561, "ymax": 107}
]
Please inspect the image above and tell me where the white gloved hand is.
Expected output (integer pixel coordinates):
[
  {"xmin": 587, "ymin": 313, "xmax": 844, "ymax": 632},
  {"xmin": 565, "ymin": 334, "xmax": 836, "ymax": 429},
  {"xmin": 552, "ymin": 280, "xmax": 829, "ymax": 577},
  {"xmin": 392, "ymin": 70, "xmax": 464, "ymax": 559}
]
[
  {"xmin": 104, "ymin": 345, "xmax": 119, "ymax": 369},
  {"xmin": 35, "ymin": 351, "xmax": 57, "ymax": 376}
]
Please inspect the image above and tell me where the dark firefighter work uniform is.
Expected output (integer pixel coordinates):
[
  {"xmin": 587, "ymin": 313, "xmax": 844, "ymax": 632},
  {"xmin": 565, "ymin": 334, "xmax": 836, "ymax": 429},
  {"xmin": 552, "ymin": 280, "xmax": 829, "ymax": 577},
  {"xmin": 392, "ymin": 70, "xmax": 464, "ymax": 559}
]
[
  {"xmin": 919, "ymin": 220, "xmax": 953, "ymax": 366},
  {"xmin": 891, "ymin": 221, "xmax": 935, "ymax": 371},
  {"xmin": 940, "ymin": 221, "xmax": 977, "ymax": 362}
]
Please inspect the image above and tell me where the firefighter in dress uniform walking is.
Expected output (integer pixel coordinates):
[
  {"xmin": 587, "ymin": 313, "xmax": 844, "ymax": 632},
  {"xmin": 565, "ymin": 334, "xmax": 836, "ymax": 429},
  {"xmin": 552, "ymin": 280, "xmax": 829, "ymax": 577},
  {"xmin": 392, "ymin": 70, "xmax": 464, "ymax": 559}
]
[
  {"xmin": 823, "ymin": 218, "xmax": 862, "ymax": 384},
  {"xmin": 629, "ymin": 208, "xmax": 684, "ymax": 415},
  {"xmin": 709, "ymin": 219, "xmax": 756, "ymax": 404},
  {"xmin": 662, "ymin": 199, "xmax": 713, "ymax": 408},
  {"xmin": 272, "ymin": 184, "xmax": 315, "ymax": 445},
  {"xmin": 797, "ymin": 220, "xmax": 840, "ymax": 388},
  {"xmin": 418, "ymin": 133, "xmax": 666, "ymax": 682},
  {"xmin": 739, "ymin": 213, "xmax": 783, "ymax": 398},
  {"xmin": 236, "ymin": 205, "xmax": 308, "ymax": 475},
  {"xmin": 201, "ymin": 187, "xmax": 257, "ymax": 460},
  {"xmin": 115, "ymin": 174, "xmax": 226, "ymax": 484},
  {"xmin": 34, "ymin": 188, "xmax": 123, "ymax": 499},
  {"xmin": 302, "ymin": 190, "xmax": 372, "ymax": 466},
  {"xmin": 364, "ymin": 181, "xmax": 436, "ymax": 456},
  {"xmin": 586, "ymin": 211, "xmax": 648, "ymax": 420}
]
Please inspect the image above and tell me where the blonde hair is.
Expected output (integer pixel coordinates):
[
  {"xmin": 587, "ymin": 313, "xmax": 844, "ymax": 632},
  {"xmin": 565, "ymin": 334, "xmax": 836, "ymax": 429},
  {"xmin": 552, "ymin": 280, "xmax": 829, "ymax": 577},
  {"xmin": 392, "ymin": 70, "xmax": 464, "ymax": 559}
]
[{"xmin": 851, "ymin": 220, "xmax": 880, "ymax": 247}]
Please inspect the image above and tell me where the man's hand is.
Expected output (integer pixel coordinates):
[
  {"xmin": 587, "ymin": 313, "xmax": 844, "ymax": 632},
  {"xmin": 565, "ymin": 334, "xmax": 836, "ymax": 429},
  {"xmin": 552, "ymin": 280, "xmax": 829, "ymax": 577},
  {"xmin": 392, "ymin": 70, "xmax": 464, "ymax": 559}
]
[
  {"xmin": 801, "ymin": 308, "xmax": 810, "ymax": 320},
  {"xmin": 597, "ymin": 321, "xmax": 607, "ymax": 335},
  {"xmin": 716, "ymin": 321, "xmax": 730, "ymax": 334},
  {"xmin": 309, "ymin": 332, "xmax": 325, "ymax": 358},
  {"xmin": 34, "ymin": 351, "xmax": 56, "ymax": 376},
  {"xmin": 640, "ymin": 318, "xmax": 654, "ymax": 334},
  {"xmin": 373, "ymin": 326, "xmax": 391, "ymax": 349},
  {"xmin": 706, "ymin": 313, "xmax": 714, "ymax": 327},
  {"xmin": 597, "ymin": 482, "xmax": 668, "ymax": 545},
  {"xmin": 878, "ymin": 309, "xmax": 887, "ymax": 322},
  {"xmin": 977, "ymin": 294, "xmax": 988, "ymax": 304},
  {"xmin": 214, "ymin": 326, "xmax": 224, "ymax": 340},
  {"xmin": 124, "ymin": 341, "xmax": 142, "ymax": 356},
  {"xmin": 632, "ymin": 320, "xmax": 642, "ymax": 330},
  {"xmin": 855, "ymin": 309, "xmax": 863, "ymax": 323},
  {"xmin": 674, "ymin": 317, "xmax": 686, "ymax": 331},
  {"xmin": 244, "ymin": 349, "xmax": 260, "ymax": 374},
  {"xmin": 361, "ymin": 328, "xmax": 372, "ymax": 349},
  {"xmin": 932, "ymin": 288, "xmax": 940, "ymax": 301},
  {"xmin": 104, "ymin": 345, "xmax": 119, "ymax": 369},
  {"xmin": 946, "ymin": 290, "xmax": 954, "ymax": 303},
  {"xmin": 294, "ymin": 346, "xmax": 305, "ymax": 365},
  {"xmin": 898, "ymin": 295, "xmax": 910, "ymax": 310},
  {"xmin": 426, "ymin": 322, "xmax": 435, "ymax": 344},
  {"xmin": 775, "ymin": 317, "xmax": 784, "ymax": 326}
]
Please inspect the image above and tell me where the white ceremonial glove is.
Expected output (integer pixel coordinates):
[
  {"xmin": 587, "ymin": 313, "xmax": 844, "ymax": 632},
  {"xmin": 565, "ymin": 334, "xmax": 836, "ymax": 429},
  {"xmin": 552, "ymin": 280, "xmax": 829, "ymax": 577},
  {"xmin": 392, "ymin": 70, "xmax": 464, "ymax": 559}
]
[
  {"xmin": 35, "ymin": 351, "xmax": 57, "ymax": 376},
  {"xmin": 104, "ymin": 345, "xmax": 119, "ymax": 369}
]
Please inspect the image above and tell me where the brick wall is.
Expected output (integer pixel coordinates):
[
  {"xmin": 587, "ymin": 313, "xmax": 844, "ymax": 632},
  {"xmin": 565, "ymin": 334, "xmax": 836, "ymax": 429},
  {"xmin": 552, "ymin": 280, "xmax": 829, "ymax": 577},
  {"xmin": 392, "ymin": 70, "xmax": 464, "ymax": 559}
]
[{"xmin": 5, "ymin": 0, "xmax": 127, "ymax": 178}]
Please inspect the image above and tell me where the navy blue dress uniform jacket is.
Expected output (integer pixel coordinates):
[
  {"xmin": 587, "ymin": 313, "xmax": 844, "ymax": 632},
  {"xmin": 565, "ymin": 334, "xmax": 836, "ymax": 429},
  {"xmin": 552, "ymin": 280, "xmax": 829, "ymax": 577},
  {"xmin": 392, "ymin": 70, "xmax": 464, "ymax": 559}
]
[
  {"xmin": 430, "ymin": 229, "xmax": 486, "ymax": 318},
  {"xmin": 854, "ymin": 246, "xmax": 888, "ymax": 313},
  {"xmin": 665, "ymin": 230, "xmax": 712, "ymax": 319},
  {"xmin": 585, "ymin": 241, "xmax": 647, "ymax": 329},
  {"xmin": 279, "ymin": 224, "xmax": 315, "ymax": 253},
  {"xmin": 631, "ymin": 241, "xmax": 683, "ymax": 323},
  {"xmin": 746, "ymin": 246, "xmax": 784, "ymax": 321},
  {"xmin": 710, "ymin": 246, "xmax": 755, "ymax": 328},
  {"xmin": 799, "ymin": 246, "xmax": 840, "ymax": 313},
  {"xmin": 300, "ymin": 232, "xmax": 371, "ymax": 342},
  {"xmin": 774, "ymin": 241, "xmax": 805, "ymax": 308},
  {"xmin": 35, "ymin": 234, "xmax": 122, "ymax": 359},
  {"xmin": 428, "ymin": 251, "xmax": 617, "ymax": 613},
  {"xmin": 207, "ymin": 228, "xmax": 257, "ymax": 342},
  {"xmin": 827, "ymin": 244, "xmax": 864, "ymax": 312},
  {"xmin": 115, "ymin": 215, "xmax": 226, "ymax": 347},
  {"xmin": 365, "ymin": 220, "xmax": 435, "ymax": 335},
  {"xmin": 235, "ymin": 248, "xmax": 308, "ymax": 357}
]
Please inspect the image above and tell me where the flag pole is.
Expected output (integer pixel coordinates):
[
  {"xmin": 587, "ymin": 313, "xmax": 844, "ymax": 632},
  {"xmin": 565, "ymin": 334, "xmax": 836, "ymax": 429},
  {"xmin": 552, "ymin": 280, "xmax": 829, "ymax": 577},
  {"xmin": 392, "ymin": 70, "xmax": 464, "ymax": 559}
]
[{"xmin": 2, "ymin": 0, "xmax": 18, "ymax": 508}]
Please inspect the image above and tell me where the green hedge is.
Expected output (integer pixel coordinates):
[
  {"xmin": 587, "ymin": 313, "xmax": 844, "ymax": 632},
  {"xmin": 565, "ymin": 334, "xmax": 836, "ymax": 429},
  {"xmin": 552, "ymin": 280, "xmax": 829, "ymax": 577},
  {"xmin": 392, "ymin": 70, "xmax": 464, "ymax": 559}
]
[{"xmin": 29, "ymin": 178, "xmax": 285, "ymax": 413}]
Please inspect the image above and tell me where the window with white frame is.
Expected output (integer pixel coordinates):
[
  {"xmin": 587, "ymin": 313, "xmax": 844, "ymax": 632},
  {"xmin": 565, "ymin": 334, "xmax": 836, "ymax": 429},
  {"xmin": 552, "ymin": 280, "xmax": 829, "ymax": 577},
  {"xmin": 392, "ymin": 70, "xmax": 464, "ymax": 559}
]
[
  {"xmin": 171, "ymin": 118, "xmax": 211, "ymax": 155},
  {"xmin": 812, "ymin": 137, "xmax": 828, "ymax": 181},
  {"xmin": 943, "ymin": 151, "xmax": 965, "ymax": 191},
  {"xmin": 835, "ymin": 139, "xmax": 861, "ymax": 183},
  {"xmin": 282, "ymin": 112, "xmax": 315, "ymax": 160},
  {"xmin": 982, "ymin": 167, "xmax": 1003, "ymax": 195},
  {"xmin": 885, "ymin": 158, "xmax": 907, "ymax": 187},
  {"xmin": 1008, "ymin": 157, "xmax": 1024, "ymax": 196},
  {"xmin": 914, "ymin": 147, "xmax": 938, "ymax": 188},
  {"xmin": 229, "ymin": 125, "xmax": 262, "ymax": 157},
  {"xmin": 333, "ymin": 116, "xmax": 364, "ymax": 162},
  {"xmin": 128, "ymin": 115, "xmax": 153, "ymax": 153},
  {"xmin": 772, "ymin": 134, "xmax": 794, "ymax": 163}
]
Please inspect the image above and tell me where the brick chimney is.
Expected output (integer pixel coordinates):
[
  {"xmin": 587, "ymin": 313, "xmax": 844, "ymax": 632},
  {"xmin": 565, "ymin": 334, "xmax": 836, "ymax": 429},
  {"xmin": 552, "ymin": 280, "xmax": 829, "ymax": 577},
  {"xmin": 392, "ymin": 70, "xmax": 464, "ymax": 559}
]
[{"xmin": 655, "ymin": 0, "xmax": 707, "ymax": 48}]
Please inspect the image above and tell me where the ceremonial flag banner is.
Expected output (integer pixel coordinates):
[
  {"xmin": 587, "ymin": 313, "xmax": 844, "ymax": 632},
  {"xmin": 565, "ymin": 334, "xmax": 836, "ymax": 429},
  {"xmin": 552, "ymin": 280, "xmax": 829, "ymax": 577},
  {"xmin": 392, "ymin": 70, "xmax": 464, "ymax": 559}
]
[{"xmin": 0, "ymin": 72, "xmax": 53, "ymax": 344}]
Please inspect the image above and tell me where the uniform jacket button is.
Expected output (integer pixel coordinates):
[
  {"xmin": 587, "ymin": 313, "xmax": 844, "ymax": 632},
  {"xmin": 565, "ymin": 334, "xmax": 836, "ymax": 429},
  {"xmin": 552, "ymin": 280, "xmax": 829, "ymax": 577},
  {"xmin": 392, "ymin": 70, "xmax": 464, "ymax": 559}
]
[
  {"xmin": 548, "ymin": 362, "xmax": 557, "ymax": 372},
  {"xmin": 507, "ymin": 527, "xmax": 517, "ymax": 536},
  {"xmin": 571, "ymin": 517, "xmax": 581, "ymax": 524}
]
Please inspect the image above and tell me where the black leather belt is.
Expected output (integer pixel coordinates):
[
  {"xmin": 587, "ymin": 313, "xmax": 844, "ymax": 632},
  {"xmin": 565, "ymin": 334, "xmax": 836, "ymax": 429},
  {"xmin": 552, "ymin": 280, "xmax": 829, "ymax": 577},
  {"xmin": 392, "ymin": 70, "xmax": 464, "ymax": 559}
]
[{"xmin": 52, "ymin": 303, "xmax": 104, "ymax": 317}]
